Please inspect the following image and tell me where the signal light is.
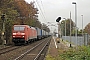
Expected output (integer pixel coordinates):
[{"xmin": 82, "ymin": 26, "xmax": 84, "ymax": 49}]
[
  {"xmin": 1, "ymin": 14, "xmax": 5, "ymax": 21},
  {"xmin": 56, "ymin": 17, "xmax": 61, "ymax": 22}
]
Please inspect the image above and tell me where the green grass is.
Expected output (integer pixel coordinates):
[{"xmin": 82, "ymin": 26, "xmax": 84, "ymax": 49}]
[
  {"xmin": 59, "ymin": 46, "xmax": 90, "ymax": 60},
  {"xmin": 45, "ymin": 55, "xmax": 56, "ymax": 60},
  {"xmin": 46, "ymin": 46, "xmax": 90, "ymax": 60}
]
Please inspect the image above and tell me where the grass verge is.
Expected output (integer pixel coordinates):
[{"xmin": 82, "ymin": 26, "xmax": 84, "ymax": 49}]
[{"xmin": 46, "ymin": 46, "xmax": 90, "ymax": 60}]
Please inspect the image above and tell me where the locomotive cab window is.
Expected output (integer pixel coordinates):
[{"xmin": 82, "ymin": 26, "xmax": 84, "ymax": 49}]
[{"xmin": 14, "ymin": 26, "xmax": 25, "ymax": 31}]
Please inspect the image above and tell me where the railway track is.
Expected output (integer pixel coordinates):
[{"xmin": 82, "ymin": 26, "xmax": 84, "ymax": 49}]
[
  {"xmin": 0, "ymin": 37, "xmax": 51, "ymax": 60},
  {"xmin": 0, "ymin": 46, "xmax": 13, "ymax": 50},
  {"xmin": 0, "ymin": 46, "xmax": 22, "ymax": 55},
  {"xmin": 14, "ymin": 37, "xmax": 51, "ymax": 60},
  {"xmin": 34, "ymin": 38, "xmax": 51, "ymax": 60}
]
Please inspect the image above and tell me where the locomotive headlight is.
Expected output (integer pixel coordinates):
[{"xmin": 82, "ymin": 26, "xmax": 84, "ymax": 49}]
[
  {"xmin": 13, "ymin": 36, "xmax": 15, "ymax": 38},
  {"xmin": 21, "ymin": 33, "xmax": 25, "ymax": 35},
  {"xmin": 13, "ymin": 33, "xmax": 16, "ymax": 35},
  {"xmin": 22, "ymin": 36, "xmax": 25, "ymax": 38}
]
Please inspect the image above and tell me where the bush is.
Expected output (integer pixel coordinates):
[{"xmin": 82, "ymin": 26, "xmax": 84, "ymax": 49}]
[{"xmin": 59, "ymin": 46, "xmax": 90, "ymax": 60}]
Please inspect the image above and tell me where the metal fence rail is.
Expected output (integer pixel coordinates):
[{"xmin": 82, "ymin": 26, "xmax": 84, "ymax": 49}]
[{"xmin": 62, "ymin": 33, "xmax": 90, "ymax": 46}]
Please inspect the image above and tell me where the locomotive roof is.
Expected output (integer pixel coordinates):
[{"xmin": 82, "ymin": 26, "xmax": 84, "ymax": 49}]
[
  {"xmin": 29, "ymin": 26, "xmax": 36, "ymax": 30},
  {"xmin": 14, "ymin": 25, "xmax": 36, "ymax": 30},
  {"xmin": 14, "ymin": 25, "xmax": 28, "ymax": 26}
]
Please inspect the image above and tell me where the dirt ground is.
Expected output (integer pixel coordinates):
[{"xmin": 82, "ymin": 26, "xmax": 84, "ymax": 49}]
[{"xmin": 46, "ymin": 36, "xmax": 69, "ymax": 57}]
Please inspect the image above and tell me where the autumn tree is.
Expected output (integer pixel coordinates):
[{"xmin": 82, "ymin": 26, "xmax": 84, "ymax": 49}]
[
  {"xmin": 42, "ymin": 23, "xmax": 50, "ymax": 32},
  {"xmin": 60, "ymin": 19, "xmax": 75, "ymax": 36},
  {"xmin": 0, "ymin": 0, "xmax": 18, "ymax": 20},
  {"xmin": 14, "ymin": 0, "xmax": 29, "ymax": 17},
  {"xmin": 0, "ymin": 0, "xmax": 18, "ymax": 44},
  {"xmin": 14, "ymin": 0, "xmax": 38, "ymax": 25},
  {"xmin": 85, "ymin": 23, "xmax": 90, "ymax": 34},
  {"xmin": 5, "ymin": 20, "xmax": 13, "ymax": 45}
]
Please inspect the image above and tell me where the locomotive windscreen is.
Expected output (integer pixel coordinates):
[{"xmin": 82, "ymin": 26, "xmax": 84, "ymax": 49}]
[{"xmin": 14, "ymin": 26, "xmax": 25, "ymax": 31}]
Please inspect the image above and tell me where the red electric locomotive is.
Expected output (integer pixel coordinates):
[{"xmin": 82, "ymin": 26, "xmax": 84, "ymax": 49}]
[{"xmin": 12, "ymin": 25, "xmax": 37, "ymax": 45}]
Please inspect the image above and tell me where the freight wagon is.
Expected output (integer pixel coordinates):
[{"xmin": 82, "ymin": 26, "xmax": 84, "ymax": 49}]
[{"xmin": 36, "ymin": 27, "xmax": 42, "ymax": 40}]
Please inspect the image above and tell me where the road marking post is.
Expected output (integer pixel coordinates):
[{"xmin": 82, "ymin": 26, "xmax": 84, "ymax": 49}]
[{"xmin": 53, "ymin": 37, "xmax": 57, "ymax": 48}]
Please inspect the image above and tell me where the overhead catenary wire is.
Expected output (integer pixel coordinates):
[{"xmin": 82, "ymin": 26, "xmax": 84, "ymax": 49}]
[
  {"xmin": 34, "ymin": 0, "xmax": 47, "ymax": 23},
  {"xmin": 40, "ymin": 0, "xmax": 46, "ymax": 15},
  {"xmin": 40, "ymin": 0, "xmax": 48, "ymax": 23},
  {"xmin": 33, "ymin": 0, "xmax": 43, "ymax": 21},
  {"xmin": 33, "ymin": 0, "xmax": 51, "ymax": 31}
]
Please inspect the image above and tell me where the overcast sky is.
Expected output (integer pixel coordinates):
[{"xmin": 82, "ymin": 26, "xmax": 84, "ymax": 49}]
[{"xmin": 25, "ymin": 0, "xmax": 90, "ymax": 32}]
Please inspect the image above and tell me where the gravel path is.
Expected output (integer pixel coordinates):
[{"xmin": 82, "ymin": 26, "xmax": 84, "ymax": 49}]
[{"xmin": 46, "ymin": 37, "xmax": 69, "ymax": 57}]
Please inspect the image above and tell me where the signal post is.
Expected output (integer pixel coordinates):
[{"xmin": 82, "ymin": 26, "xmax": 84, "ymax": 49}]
[
  {"xmin": 1, "ymin": 14, "xmax": 6, "ymax": 45},
  {"xmin": 56, "ymin": 17, "xmax": 61, "ymax": 38}
]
